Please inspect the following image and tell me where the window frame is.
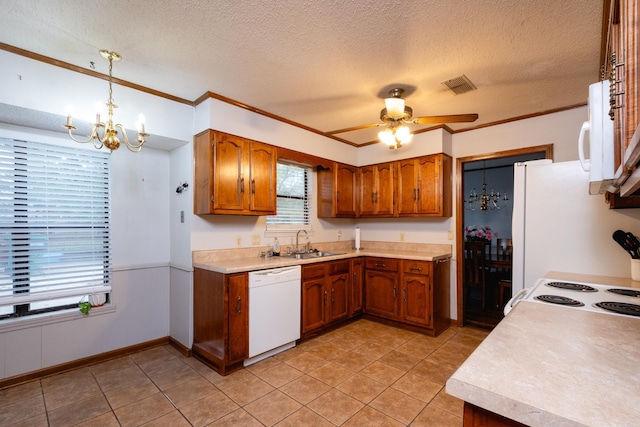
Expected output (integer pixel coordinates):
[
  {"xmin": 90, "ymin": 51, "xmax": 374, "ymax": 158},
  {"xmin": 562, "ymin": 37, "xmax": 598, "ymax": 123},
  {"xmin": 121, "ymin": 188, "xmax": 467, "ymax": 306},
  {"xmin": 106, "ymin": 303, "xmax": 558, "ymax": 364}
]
[
  {"xmin": 0, "ymin": 136, "xmax": 111, "ymax": 320},
  {"xmin": 266, "ymin": 161, "xmax": 313, "ymax": 233}
]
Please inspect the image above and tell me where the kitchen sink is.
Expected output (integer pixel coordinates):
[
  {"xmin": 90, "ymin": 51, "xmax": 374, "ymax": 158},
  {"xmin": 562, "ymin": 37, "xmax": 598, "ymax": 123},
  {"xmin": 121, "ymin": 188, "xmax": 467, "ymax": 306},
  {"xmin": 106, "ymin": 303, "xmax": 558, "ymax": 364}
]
[{"xmin": 282, "ymin": 251, "xmax": 346, "ymax": 260}]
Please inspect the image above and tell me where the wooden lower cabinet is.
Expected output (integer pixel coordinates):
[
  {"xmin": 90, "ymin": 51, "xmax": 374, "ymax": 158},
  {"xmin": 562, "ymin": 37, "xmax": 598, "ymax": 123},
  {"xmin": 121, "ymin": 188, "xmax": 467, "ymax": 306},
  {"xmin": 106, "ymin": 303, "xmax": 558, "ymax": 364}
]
[
  {"xmin": 193, "ymin": 268, "xmax": 248, "ymax": 375},
  {"xmin": 364, "ymin": 258, "xmax": 399, "ymax": 320},
  {"xmin": 301, "ymin": 259, "xmax": 351, "ymax": 338},
  {"xmin": 364, "ymin": 256, "xmax": 450, "ymax": 336},
  {"xmin": 463, "ymin": 403, "xmax": 527, "ymax": 427}
]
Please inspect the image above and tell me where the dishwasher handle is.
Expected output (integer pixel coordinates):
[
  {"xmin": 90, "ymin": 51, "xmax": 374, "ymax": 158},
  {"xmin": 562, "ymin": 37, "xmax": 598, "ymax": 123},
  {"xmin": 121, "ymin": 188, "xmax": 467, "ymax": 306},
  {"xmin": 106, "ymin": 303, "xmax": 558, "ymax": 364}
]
[{"xmin": 255, "ymin": 266, "xmax": 300, "ymax": 276}]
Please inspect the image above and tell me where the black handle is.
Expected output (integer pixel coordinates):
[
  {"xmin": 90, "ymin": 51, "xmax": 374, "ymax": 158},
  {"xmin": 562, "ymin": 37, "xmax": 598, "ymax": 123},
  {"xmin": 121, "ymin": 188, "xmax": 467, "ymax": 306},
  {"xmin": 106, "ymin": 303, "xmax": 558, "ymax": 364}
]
[{"xmin": 236, "ymin": 296, "xmax": 241, "ymax": 313}]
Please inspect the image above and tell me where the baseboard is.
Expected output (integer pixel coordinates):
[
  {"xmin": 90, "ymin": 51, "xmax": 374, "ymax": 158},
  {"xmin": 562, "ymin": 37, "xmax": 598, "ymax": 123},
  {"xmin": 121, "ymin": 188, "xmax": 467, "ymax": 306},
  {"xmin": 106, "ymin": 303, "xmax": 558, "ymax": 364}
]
[
  {"xmin": 0, "ymin": 337, "xmax": 170, "ymax": 390},
  {"xmin": 168, "ymin": 336, "xmax": 191, "ymax": 357}
]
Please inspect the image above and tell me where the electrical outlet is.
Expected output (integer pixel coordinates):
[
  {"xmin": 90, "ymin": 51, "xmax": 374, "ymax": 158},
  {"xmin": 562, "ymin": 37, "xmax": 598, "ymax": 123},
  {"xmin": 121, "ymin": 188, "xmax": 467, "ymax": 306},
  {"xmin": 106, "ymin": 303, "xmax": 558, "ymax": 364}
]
[
  {"xmin": 236, "ymin": 236, "xmax": 242, "ymax": 247},
  {"xmin": 400, "ymin": 232, "xmax": 405, "ymax": 241},
  {"xmin": 180, "ymin": 210, "xmax": 184, "ymax": 223},
  {"xmin": 251, "ymin": 234, "xmax": 261, "ymax": 245},
  {"xmin": 448, "ymin": 230, "xmax": 453, "ymax": 240},
  {"xmin": 337, "ymin": 230, "xmax": 342, "ymax": 240}
]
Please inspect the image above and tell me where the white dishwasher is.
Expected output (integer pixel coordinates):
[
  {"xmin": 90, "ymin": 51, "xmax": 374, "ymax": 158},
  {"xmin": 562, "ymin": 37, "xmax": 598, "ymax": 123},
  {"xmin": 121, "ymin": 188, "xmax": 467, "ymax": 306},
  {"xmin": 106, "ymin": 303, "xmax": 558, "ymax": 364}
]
[{"xmin": 244, "ymin": 265, "xmax": 301, "ymax": 366}]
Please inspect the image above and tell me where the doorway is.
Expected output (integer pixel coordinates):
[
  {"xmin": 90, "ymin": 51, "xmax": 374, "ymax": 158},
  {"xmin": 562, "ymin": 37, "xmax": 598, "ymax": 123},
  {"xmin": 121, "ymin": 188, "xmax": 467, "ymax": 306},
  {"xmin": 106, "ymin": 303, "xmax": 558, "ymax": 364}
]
[{"xmin": 455, "ymin": 145, "xmax": 553, "ymax": 329}]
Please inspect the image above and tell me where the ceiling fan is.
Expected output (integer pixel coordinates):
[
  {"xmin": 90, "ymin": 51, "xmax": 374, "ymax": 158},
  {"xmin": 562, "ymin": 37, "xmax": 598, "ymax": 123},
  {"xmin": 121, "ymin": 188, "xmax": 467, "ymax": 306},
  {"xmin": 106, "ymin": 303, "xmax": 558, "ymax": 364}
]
[{"xmin": 327, "ymin": 88, "xmax": 479, "ymax": 149}]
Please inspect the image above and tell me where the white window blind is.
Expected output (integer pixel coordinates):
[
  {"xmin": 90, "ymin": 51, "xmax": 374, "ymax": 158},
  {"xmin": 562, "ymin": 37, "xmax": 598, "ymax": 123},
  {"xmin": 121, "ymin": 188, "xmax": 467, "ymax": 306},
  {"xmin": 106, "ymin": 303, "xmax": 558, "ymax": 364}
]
[
  {"xmin": 0, "ymin": 138, "xmax": 111, "ymax": 317},
  {"xmin": 266, "ymin": 162, "xmax": 311, "ymax": 228}
]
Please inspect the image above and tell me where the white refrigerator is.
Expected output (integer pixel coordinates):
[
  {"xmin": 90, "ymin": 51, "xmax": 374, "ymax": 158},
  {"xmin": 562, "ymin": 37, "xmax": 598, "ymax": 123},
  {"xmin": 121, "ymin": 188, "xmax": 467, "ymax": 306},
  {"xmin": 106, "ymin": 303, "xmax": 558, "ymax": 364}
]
[{"xmin": 511, "ymin": 160, "xmax": 640, "ymax": 294}]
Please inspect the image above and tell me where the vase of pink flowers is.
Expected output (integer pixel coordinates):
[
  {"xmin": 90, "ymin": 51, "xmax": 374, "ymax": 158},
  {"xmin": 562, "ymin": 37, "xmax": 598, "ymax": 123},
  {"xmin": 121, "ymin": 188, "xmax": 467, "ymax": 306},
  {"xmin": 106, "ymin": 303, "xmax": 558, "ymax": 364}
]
[{"xmin": 464, "ymin": 225, "xmax": 496, "ymax": 242}]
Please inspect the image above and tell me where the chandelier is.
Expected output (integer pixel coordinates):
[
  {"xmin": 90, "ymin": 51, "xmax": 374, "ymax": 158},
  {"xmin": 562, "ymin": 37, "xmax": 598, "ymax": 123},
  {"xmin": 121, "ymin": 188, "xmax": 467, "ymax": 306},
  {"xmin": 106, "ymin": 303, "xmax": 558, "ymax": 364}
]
[
  {"xmin": 63, "ymin": 50, "xmax": 148, "ymax": 152},
  {"xmin": 464, "ymin": 163, "xmax": 509, "ymax": 211}
]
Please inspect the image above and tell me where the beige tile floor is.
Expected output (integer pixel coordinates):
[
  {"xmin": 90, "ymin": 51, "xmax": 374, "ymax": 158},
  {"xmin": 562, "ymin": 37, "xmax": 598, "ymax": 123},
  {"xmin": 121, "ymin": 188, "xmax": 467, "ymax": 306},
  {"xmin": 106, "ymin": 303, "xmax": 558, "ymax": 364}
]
[{"xmin": 0, "ymin": 319, "xmax": 488, "ymax": 426}]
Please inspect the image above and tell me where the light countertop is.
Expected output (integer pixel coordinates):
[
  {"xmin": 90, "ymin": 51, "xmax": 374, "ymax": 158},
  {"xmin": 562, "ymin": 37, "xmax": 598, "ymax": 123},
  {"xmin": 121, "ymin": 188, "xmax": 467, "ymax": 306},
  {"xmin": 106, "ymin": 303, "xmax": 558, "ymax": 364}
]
[
  {"xmin": 446, "ymin": 272, "xmax": 640, "ymax": 426},
  {"xmin": 193, "ymin": 241, "xmax": 452, "ymax": 274}
]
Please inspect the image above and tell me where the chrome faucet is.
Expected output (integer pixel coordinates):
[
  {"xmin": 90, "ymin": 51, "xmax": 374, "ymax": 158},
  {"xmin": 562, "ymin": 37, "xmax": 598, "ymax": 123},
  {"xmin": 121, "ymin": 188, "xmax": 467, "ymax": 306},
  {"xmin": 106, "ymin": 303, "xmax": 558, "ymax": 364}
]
[{"xmin": 296, "ymin": 229, "xmax": 308, "ymax": 253}]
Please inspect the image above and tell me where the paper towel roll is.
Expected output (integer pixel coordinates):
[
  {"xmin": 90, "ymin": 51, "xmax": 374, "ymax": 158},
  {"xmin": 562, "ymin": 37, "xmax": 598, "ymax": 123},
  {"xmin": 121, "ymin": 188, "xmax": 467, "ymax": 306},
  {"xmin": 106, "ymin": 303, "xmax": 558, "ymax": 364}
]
[{"xmin": 355, "ymin": 227, "xmax": 361, "ymax": 249}]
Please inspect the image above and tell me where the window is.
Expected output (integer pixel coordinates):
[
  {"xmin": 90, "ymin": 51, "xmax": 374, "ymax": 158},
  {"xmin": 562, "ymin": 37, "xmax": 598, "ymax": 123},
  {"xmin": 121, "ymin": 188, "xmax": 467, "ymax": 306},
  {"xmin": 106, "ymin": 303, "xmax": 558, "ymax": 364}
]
[
  {"xmin": 0, "ymin": 138, "xmax": 111, "ymax": 319},
  {"xmin": 266, "ymin": 162, "xmax": 311, "ymax": 229}
]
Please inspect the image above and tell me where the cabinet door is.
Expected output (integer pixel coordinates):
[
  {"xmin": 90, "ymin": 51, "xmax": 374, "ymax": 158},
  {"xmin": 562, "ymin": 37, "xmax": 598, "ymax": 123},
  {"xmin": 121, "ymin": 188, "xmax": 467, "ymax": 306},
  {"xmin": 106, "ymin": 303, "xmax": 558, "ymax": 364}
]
[
  {"xmin": 335, "ymin": 164, "xmax": 357, "ymax": 216},
  {"xmin": 358, "ymin": 166, "xmax": 376, "ymax": 216},
  {"xmin": 402, "ymin": 274, "xmax": 432, "ymax": 327},
  {"xmin": 226, "ymin": 273, "xmax": 248, "ymax": 363},
  {"xmin": 397, "ymin": 159, "xmax": 418, "ymax": 215},
  {"xmin": 376, "ymin": 162, "xmax": 395, "ymax": 216},
  {"xmin": 248, "ymin": 141, "xmax": 276, "ymax": 214},
  {"xmin": 417, "ymin": 155, "xmax": 440, "ymax": 214},
  {"xmin": 350, "ymin": 258, "xmax": 364, "ymax": 315},
  {"xmin": 364, "ymin": 270, "xmax": 398, "ymax": 320},
  {"xmin": 213, "ymin": 133, "xmax": 245, "ymax": 212},
  {"xmin": 329, "ymin": 273, "xmax": 349, "ymax": 322},
  {"xmin": 193, "ymin": 131, "xmax": 215, "ymax": 215},
  {"xmin": 302, "ymin": 278, "xmax": 328, "ymax": 334}
]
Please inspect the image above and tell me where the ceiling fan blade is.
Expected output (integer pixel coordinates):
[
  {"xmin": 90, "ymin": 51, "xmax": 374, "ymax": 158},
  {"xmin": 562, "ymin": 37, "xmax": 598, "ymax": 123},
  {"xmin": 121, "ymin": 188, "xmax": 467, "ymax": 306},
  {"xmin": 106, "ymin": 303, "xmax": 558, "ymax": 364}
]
[
  {"xmin": 411, "ymin": 114, "xmax": 479, "ymax": 125},
  {"xmin": 326, "ymin": 122, "xmax": 385, "ymax": 135}
]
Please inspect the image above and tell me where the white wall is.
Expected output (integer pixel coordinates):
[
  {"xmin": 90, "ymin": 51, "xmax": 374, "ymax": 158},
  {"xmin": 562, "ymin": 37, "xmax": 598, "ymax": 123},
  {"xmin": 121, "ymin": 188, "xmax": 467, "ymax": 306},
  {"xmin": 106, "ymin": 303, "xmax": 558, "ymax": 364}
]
[{"xmin": 0, "ymin": 50, "xmax": 194, "ymax": 145}]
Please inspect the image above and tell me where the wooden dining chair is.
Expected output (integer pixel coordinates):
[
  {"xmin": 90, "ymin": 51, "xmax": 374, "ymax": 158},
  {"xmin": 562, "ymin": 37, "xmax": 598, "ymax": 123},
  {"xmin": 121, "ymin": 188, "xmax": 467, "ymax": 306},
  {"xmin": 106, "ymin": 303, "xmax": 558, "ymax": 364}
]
[
  {"xmin": 464, "ymin": 240, "xmax": 487, "ymax": 308},
  {"xmin": 496, "ymin": 238, "xmax": 513, "ymax": 260}
]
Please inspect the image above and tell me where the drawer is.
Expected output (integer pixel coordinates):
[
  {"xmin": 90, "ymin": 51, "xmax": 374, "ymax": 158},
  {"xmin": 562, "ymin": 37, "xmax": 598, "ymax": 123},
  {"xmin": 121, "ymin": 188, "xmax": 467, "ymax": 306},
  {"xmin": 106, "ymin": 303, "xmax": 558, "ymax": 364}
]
[
  {"xmin": 402, "ymin": 260, "xmax": 431, "ymax": 275},
  {"xmin": 302, "ymin": 264, "xmax": 326, "ymax": 279},
  {"xmin": 329, "ymin": 259, "xmax": 350, "ymax": 275},
  {"xmin": 365, "ymin": 257, "xmax": 398, "ymax": 272}
]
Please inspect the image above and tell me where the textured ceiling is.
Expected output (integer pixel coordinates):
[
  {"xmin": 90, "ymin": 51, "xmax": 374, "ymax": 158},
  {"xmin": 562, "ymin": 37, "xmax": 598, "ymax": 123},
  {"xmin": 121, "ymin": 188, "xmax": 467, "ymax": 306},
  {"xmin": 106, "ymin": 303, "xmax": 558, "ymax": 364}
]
[{"xmin": 0, "ymin": 0, "xmax": 604, "ymax": 146}]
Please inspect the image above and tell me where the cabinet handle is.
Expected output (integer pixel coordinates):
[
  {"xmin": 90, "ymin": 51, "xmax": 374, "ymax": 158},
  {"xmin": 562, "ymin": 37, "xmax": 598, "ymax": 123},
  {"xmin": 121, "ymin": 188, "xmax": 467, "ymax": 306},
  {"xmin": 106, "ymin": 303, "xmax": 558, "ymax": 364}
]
[
  {"xmin": 416, "ymin": 188, "xmax": 420, "ymax": 200},
  {"xmin": 331, "ymin": 288, "xmax": 335, "ymax": 302},
  {"xmin": 375, "ymin": 263, "xmax": 386, "ymax": 268},
  {"xmin": 251, "ymin": 179, "xmax": 255, "ymax": 194},
  {"xmin": 353, "ymin": 273, "xmax": 356, "ymax": 283},
  {"xmin": 393, "ymin": 286, "xmax": 397, "ymax": 299},
  {"xmin": 409, "ymin": 267, "xmax": 422, "ymax": 272},
  {"xmin": 240, "ymin": 177, "xmax": 245, "ymax": 193},
  {"xmin": 403, "ymin": 288, "xmax": 407, "ymax": 301},
  {"xmin": 324, "ymin": 290, "xmax": 327, "ymax": 305},
  {"xmin": 237, "ymin": 296, "xmax": 241, "ymax": 314},
  {"xmin": 371, "ymin": 192, "xmax": 375, "ymax": 204},
  {"xmin": 413, "ymin": 188, "xmax": 417, "ymax": 201}
]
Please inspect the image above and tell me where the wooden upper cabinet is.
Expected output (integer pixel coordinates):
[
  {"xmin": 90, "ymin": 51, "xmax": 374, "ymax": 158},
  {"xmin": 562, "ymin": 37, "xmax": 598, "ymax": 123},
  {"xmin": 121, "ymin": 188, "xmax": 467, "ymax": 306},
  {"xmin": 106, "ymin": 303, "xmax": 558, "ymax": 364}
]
[
  {"xmin": 213, "ymin": 133, "xmax": 245, "ymax": 212},
  {"xmin": 248, "ymin": 141, "xmax": 277, "ymax": 213},
  {"xmin": 335, "ymin": 164, "xmax": 357, "ymax": 216},
  {"xmin": 606, "ymin": 0, "xmax": 640, "ymax": 202},
  {"xmin": 194, "ymin": 129, "xmax": 276, "ymax": 215},
  {"xmin": 358, "ymin": 162, "xmax": 395, "ymax": 217},
  {"xmin": 397, "ymin": 154, "xmax": 452, "ymax": 217},
  {"xmin": 317, "ymin": 162, "xmax": 357, "ymax": 218}
]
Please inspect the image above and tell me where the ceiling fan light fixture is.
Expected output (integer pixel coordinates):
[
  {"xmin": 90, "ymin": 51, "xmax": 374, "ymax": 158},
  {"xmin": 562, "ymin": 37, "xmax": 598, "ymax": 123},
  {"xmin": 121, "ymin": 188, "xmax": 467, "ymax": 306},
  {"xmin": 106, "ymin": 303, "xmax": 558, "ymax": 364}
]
[
  {"xmin": 384, "ymin": 97, "xmax": 406, "ymax": 119},
  {"xmin": 378, "ymin": 124, "xmax": 412, "ymax": 149}
]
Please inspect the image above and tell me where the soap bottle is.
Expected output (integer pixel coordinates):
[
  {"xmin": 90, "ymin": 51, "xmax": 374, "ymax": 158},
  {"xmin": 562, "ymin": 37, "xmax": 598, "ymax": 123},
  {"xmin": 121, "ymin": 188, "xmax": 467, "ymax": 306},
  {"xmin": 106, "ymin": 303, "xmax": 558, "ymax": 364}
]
[{"xmin": 273, "ymin": 237, "xmax": 280, "ymax": 256}]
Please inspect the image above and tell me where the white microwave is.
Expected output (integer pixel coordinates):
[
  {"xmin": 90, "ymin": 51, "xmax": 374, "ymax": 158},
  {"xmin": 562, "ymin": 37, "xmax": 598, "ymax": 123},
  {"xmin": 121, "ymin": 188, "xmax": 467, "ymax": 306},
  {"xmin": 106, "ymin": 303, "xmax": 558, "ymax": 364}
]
[{"xmin": 578, "ymin": 81, "xmax": 616, "ymax": 195}]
